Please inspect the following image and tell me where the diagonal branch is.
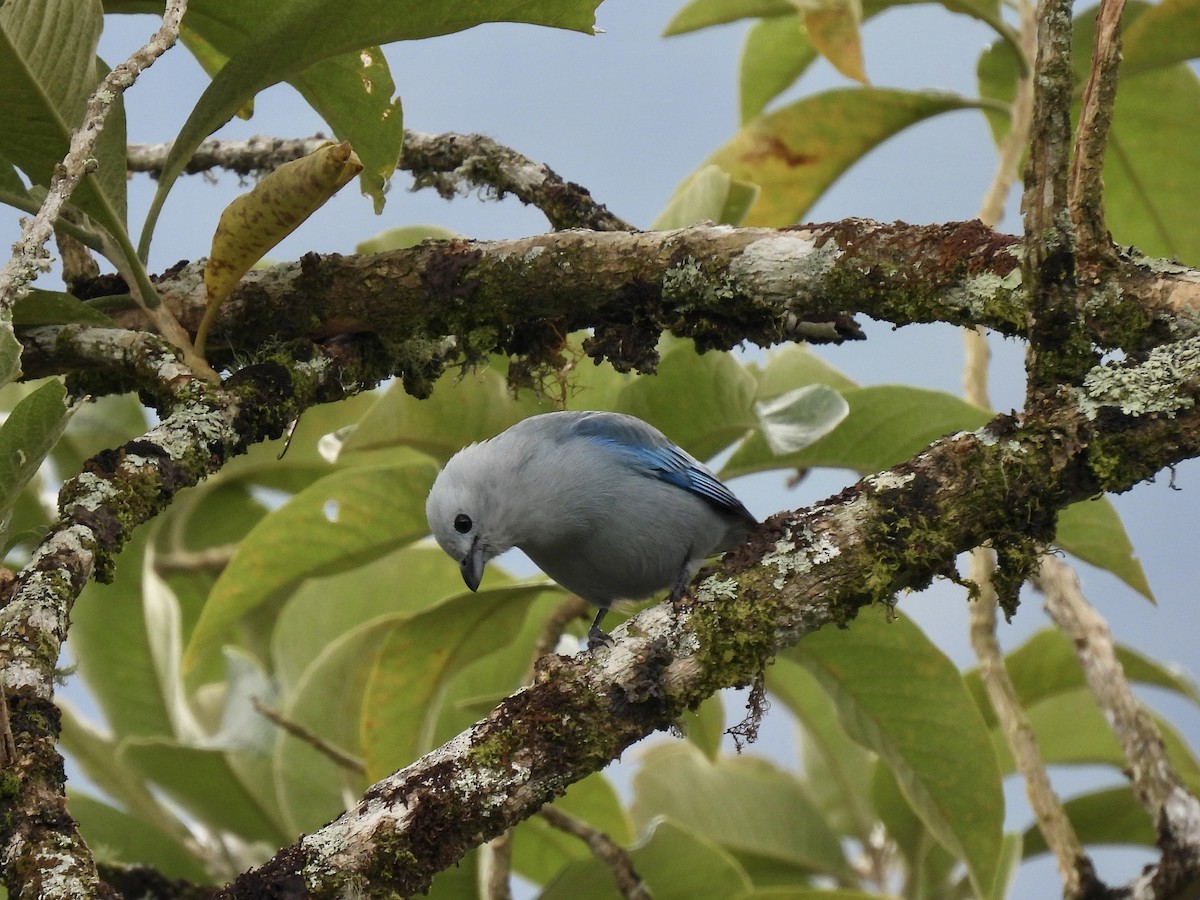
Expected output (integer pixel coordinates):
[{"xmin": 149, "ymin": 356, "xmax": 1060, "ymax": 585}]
[
  {"xmin": 215, "ymin": 340, "xmax": 1200, "ymax": 895},
  {"xmin": 0, "ymin": 334, "xmax": 392, "ymax": 900},
  {"xmin": 0, "ymin": 0, "xmax": 188, "ymax": 314},
  {"xmin": 1038, "ymin": 557, "xmax": 1200, "ymax": 899}
]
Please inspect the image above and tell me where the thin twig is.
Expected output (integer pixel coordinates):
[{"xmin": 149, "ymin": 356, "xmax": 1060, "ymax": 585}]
[
  {"xmin": 481, "ymin": 830, "xmax": 513, "ymax": 900},
  {"xmin": 251, "ymin": 697, "xmax": 365, "ymax": 774},
  {"xmin": 0, "ymin": 0, "xmax": 188, "ymax": 312},
  {"xmin": 1069, "ymin": 0, "xmax": 1126, "ymax": 262},
  {"xmin": 968, "ymin": 551, "xmax": 1096, "ymax": 897},
  {"xmin": 531, "ymin": 595, "xmax": 592, "ymax": 662},
  {"xmin": 540, "ymin": 805, "xmax": 651, "ymax": 900},
  {"xmin": 154, "ymin": 543, "xmax": 238, "ymax": 574},
  {"xmin": 1038, "ymin": 558, "xmax": 1200, "ymax": 870}
]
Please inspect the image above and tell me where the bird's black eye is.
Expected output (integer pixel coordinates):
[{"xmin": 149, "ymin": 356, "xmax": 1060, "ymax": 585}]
[{"xmin": 453, "ymin": 513, "xmax": 473, "ymax": 534}]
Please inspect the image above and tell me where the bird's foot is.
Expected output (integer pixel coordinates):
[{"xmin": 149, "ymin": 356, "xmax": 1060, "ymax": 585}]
[{"xmin": 586, "ymin": 624, "xmax": 614, "ymax": 650}]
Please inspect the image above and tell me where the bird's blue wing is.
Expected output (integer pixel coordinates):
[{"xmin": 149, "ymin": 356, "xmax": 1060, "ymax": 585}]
[{"xmin": 571, "ymin": 412, "xmax": 752, "ymax": 519}]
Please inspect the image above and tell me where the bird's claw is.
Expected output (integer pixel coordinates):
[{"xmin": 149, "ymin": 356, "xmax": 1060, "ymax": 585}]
[{"xmin": 586, "ymin": 625, "xmax": 614, "ymax": 651}]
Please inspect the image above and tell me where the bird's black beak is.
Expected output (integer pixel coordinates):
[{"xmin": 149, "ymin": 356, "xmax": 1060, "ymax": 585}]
[{"xmin": 461, "ymin": 537, "xmax": 485, "ymax": 592}]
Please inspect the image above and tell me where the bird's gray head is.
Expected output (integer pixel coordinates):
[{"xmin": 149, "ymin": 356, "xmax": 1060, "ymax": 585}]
[{"xmin": 425, "ymin": 443, "xmax": 514, "ymax": 592}]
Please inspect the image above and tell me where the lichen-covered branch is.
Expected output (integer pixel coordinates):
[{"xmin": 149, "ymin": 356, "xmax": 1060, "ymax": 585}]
[
  {"xmin": 126, "ymin": 130, "xmax": 634, "ymax": 232},
  {"xmin": 32, "ymin": 220, "xmax": 1200, "ymax": 398},
  {"xmin": 215, "ymin": 337, "xmax": 1200, "ymax": 896},
  {"xmin": 0, "ymin": 335, "xmax": 392, "ymax": 900}
]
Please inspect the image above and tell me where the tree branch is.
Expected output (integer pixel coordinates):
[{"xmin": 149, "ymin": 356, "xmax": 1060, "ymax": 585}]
[
  {"xmin": 0, "ymin": 335, "xmax": 392, "ymax": 900},
  {"xmin": 126, "ymin": 130, "xmax": 634, "ymax": 232},
  {"xmin": 0, "ymin": 0, "xmax": 187, "ymax": 314},
  {"xmin": 216, "ymin": 348, "xmax": 1200, "ymax": 894},
  {"xmin": 1037, "ymin": 557, "xmax": 1200, "ymax": 899},
  {"xmin": 1069, "ymin": 0, "xmax": 1126, "ymax": 262},
  {"xmin": 540, "ymin": 805, "xmax": 650, "ymax": 900}
]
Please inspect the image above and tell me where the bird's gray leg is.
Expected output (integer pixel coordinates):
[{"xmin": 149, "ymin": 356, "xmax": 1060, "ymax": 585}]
[
  {"xmin": 668, "ymin": 548, "xmax": 697, "ymax": 602},
  {"xmin": 586, "ymin": 607, "xmax": 613, "ymax": 650}
]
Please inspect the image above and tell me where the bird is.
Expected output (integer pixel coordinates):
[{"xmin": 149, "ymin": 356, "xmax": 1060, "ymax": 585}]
[{"xmin": 425, "ymin": 410, "xmax": 757, "ymax": 649}]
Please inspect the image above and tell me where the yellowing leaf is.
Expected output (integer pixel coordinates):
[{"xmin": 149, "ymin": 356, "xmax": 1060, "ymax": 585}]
[
  {"xmin": 198, "ymin": 141, "xmax": 363, "ymax": 353},
  {"xmin": 803, "ymin": 1, "xmax": 867, "ymax": 84},
  {"xmin": 705, "ymin": 89, "xmax": 980, "ymax": 226}
]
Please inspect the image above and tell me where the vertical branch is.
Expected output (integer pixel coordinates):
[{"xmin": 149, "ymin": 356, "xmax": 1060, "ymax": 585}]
[
  {"xmin": 1021, "ymin": 0, "xmax": 1076, "ymax": 274},
  {"xmin": 0, "ymin": 7, "xmax": 190, "ymax": 898},
  {"xmin": 1021, "ymin": 0, "xmax": 1093, "ymax": 396},
  {"xmin": 1069, "ymin": 0, "xmax": 1126, "ymax": 262}
]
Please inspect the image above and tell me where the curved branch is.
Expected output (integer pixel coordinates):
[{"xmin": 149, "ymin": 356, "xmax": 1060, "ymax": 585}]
[{"xmin": 0, "ymin": 335, "xmax": 392, "ymax": 899}]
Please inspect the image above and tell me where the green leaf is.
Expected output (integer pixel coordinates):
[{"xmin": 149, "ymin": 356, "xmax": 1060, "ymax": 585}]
[
  {"xmin": 793, "ymin": 606, "xmax": 1003, "ymax": 896},
  {"xmin": 1022, "ymin": 786, "xmax": 1156, "ymax": 857},
  {"xmin": 1055, "ymin": 496, "xmax": 1153, "ymax": 600},
  {"xmin": 734, "ymin": 892, "xmax": 881, "ymax": 900},
  {"xmin": 703, "ymin": 89, "xmax": 981, "ymax": 226},
  {"xmin": 356, "ymin": 224, "xmax": 460, "ymax": 254},
  {"xmin": 665, "ymin": 0, "xmax": 795, "ymax": 35},
  {"xmin": 292, "ymin": 49, "xmax": 403, "ymax": 213},
  {"xmin": 69, "ymin": 792, "xmax": 210, "ymax": 883},
  {"xmin": 1121, "ymin": 0, "xmax": 1200, "ymax": 78},
  {"xmin": 0, "ymin": 320, "xmax": 20, "ymax": 394},
  {"xmin": 679, "ymin": 693, "xmax": 726, "ymax": 761},
  {"xmin": 739, "ymin": 14, "xmax": 819, "ymax": 123},
  {"xmin": 119, "ymin": 738, "xmax": 289, "ymax": 844},
  {"xmin": 140, "ymin": 0, "xmax": 603, "ymax": 256},
  {"xmin": 869, "ymin": 758, "xmax": 958, "ymax": 888},
  {"xmin": 1091, "ymin": 49, "xmax": 1200, "ymax": 265},
  {"xmin": 1074, "ymin": 1, "xmax": 1200, "ymax": 264},
  {"xmin": 980, "ymin": 3, "xmax": 1200, "ymax": 265},
  {"xmin": 965, "ymin": 628, "xmax": 1200, "ymax": 729},
  {"xmin": 652, "ymin": 164, "xmax": 761, "ymax": 229},
  {"xmin": 184, "ymin": 460, "xmax": 437, "ymax": 670},
  {"xmin": 273, "ymin": 614, "xmax": 387, "ymax": 834},
  {"xmin": 751, "ymin": 344, "xmax": 857, "ymax": 396},
  {"xmin": 1000, "ymin": 688, "xmax": 1200, "ymax": 792},
  {"xmin": 767, "ymin": 657, "xmax": 876, "ymax": 840},
  {"xmin": 69, "ymin": 526, "xmax": 214, "ymax": 743},
  {"xmin": 272, "ymin": 544, "xmax": 469, "ymax": 690},
  {"xmin": 335, "ymin": 364, "xmax": 555, "ymax": 460},
  {"xmin": 360, "ymin": 586, "xmax": 547, "ymax": 780},
  {"xmin": 724, "ymin": 385, "xmax": 988, "ymax": 478},
  {"xmin": 12, "ymin": 289, "xmax": 115, "ymax": 326},
  {"xmin": 0, "ymin": 379, "xmax": 73, "ymax": 545},
  {"xmin": 0, "ymin": 0, "xmax": 128, "ymax": 233},
  {"xmin": 57, "ymin": 700, "xmax": 186, "ymax": 837},
  {"xmin": 540, "ymin": 819, "xmax": 753, "ymax": 900},
  {"xmin": 631, "ymin": 742, "xmax": 853, "ymax": 881},
  {"xmin": 616, "ymin": 343, "xmax": 758, "ymax": 460}
]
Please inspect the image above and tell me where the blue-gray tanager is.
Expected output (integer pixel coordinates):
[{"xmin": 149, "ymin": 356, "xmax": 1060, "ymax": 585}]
[{"xmin": 425, "ymin": 410, "xmax": 757, "ymax": 648}]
